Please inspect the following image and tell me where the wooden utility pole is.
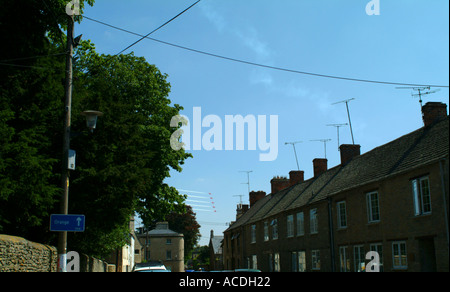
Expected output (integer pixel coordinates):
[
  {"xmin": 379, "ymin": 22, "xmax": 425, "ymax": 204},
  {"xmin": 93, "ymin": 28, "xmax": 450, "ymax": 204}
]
[{"xmin": 57, "ymin": 13, "xmax": 74, "ymax": 272}]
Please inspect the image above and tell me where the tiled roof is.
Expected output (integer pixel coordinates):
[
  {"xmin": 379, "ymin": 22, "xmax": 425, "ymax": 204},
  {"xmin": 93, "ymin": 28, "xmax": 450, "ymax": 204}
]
[
  {"xmin": 210, "ymin": 236, "xmax": 224, "ymax": 254},
  {"xmin": 226, "ymin": 117, "xmax": 449, "ymax": 232}
]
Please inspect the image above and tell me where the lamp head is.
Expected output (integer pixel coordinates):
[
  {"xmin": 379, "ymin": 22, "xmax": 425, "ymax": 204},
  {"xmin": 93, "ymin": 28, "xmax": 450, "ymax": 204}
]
[{"xmin": 81, "ymin": 110, "xmax": 103, "ymax": 132}]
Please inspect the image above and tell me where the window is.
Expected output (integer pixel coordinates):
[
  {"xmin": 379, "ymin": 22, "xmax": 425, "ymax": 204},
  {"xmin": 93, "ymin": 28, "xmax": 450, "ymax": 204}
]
[
  {"xmin": 366, "ymin": 191, "xmax": 380, "ymax": 223},
  {"xmin": 251, "ymin": 255, "xmax": 258, "ymax": 270},
  {"xmin": 311, "ymin": 250, "xmax": 320, "ymax": 270},
  {"xmin": 392, "ymin": 241, "xmax": 407, "ymax": 269},
  {"xmin": 412, "ymin": 176, "xmax": 432, "ymax": 216},
  {"xmin": 298, "ymin": 251, "xmax": 306, "ymax": 272},
  {"xmin": 271, "ymin": 219, "xmax": 278, "ymax": 240},
  {"xmin": 166, "ymin": 250, "xmax": 172, "ymax": 260},
  {"xmin": 370, "ymin": 243, "xmax": 384, "ymax": 272},
  {"xmin": 339, "ymin": 246, "xmax": 350, "ymax": 272},
  {"xmin": 354, "ymin": 245, "xmax": 365, "ymax": 272},
  {"xmin": 274, "ymin": 253, "xmax": 280, "ymax": 272},
  {"xmin": 337, "ymin": 201, "xmax": 347, "ymax": 228},
  {"xmin": 296, "ymin": 212, "xmax": 304, "ymax": 236},
  {"xmin": 264, "ymin": 221, "xmax": 269, "ymax": 241},
  {"xmin": 292, "ymin": 251, "xmax": 306, "ymax": 272},
  {"xmin": 166, "ymin": 239, "xmax": 172, "ymax": 245},
  {"xmin": 250, "ymin": 225, "xmax": 256, "ymax": 243},
  {"xmin": 310, "ymin": 209, "xmax": 318, "ymax": 234},
  {"xmin": 287, "ymin": 215, "xmax": 294, "ymax": 238}
]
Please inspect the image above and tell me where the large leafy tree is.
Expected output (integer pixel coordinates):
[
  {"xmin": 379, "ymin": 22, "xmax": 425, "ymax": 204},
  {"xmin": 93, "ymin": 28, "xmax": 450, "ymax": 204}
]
[
  {"xmin": 69, "ymin": 41, "xmax": 192, "ymax": 257},
  {"xmin": 0, "ymin": 0, "xmax": 192, "ymax": 258},
  {"xmin": 0, "ymin": 0, "xmax": 94, "ymax": 242}
]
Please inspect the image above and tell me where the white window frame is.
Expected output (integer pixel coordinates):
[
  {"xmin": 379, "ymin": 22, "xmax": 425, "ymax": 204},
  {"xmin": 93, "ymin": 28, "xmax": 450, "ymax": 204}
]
[
  {"xmin": 354, "ymin": 245, "xmax": 365, "ymax": 272},
  {"xmin": 337, "ymin": 201, "xmax": 347, "ymax": 228},
  {"xmin": 392, "ymin": 241, "xmax": 408, "ymax": 269},
  {"xmin": 366, "ymin": 191, "xmax": 380, "ymax": 223},
  {"xmin": 251, "ymin": 255, "xmax": 258, "ymax": 270},
  {"xmin": 298, "ymin": 251, "xmax": 306, "ymax": 272},
  {"xmin": 274, "ymin": 253, "xmax": 280, "ymax": 272},
  {"xmin": 370, "ymin": 243, "xmax": 384, "ymax": 272},
  {"xmin": 412, "ymin": 176, "xmax": 432, "ymax": 216},
  {"xmin": 339, "ymin": 246, "xmax": 350, "ymax": 272}
]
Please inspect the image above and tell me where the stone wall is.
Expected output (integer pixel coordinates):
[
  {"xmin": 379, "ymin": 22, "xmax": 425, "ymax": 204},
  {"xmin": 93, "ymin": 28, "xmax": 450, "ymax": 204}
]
[
  {"xmin": 0, "ymin": 234, "xmax": 115, "ymax": 272},
  {"xmin": 0, "ymin": 234, "xmax": 58, "ymax": 272}
]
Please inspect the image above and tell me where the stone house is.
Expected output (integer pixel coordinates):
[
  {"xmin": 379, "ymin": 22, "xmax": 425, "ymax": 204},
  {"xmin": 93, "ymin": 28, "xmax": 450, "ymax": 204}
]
[
  {"xmin": 209, "ymin": 230, "xmax": 224, "ymax": 271},
  {"xmin": 136, "ymin": 222, "xmax": 184, "ymax": 272}
]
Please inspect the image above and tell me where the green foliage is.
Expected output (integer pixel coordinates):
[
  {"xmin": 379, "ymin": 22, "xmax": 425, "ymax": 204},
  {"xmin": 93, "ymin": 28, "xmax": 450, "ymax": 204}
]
[
  {"xmin": 67, "ymin": 41, "xmax": 192, "ymax": 257},
  {"xmin": 0, "ymin": 0, "xmax": 192, "ymax": 259},
  {"xmin": 165, "ymin": 206, "xmax": 201, "ymax": 260}
]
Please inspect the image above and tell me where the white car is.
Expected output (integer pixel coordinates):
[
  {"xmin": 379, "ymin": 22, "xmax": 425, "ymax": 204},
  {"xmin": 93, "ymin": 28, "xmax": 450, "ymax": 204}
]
[{"xmin": 133, "ymin": 263, "xmax": 170, "ymax": 272}]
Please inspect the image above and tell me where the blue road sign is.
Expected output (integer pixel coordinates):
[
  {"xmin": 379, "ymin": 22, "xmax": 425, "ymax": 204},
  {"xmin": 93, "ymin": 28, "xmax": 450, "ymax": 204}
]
[{"xmin": 50, "ymin": 214, "xmax": 85, "ymax": 232}]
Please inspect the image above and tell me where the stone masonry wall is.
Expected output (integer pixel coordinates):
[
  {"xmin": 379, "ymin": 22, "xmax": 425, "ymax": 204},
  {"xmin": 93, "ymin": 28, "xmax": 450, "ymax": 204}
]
[
  {"xmin": 0, "ymin": 234, "xmax": 115, "ymax": 272},
  {"xmin": 0, "ymin": 234, "xmax": 58, "ymax": 272}
]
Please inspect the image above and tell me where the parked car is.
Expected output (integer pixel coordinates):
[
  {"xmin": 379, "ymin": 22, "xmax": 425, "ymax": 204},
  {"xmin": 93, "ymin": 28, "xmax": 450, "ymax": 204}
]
[{"xmin": 133, "ymin": 262, "xmax": 170, "ymax": 272}]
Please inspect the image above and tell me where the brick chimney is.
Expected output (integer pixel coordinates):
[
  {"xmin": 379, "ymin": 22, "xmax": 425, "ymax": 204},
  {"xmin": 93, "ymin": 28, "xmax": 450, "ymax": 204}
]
[
  {"xmin": 236, "ymin": 204, "xmax": 249, "ymax": 220},
  {"xmin": 270, "ymin": 177, "xmax": 290, "ymax": 194},
  {"xmin": 249, "ymin": 191, "xmax": 266, "ymax": 207},
  {"xmin": 313, "ymin": 159, "xmax": 328, "ymax": 178},
  {"xmin": 289, "ymin": 170, "xmax": 304, "ymax": 186},
  {"xmin": 422, "ymin": 102, "xmax": 448, "ymax": 127},
  {"xmin": 340, "ymin": 144, "xmax": 361, "ymax": 165}
]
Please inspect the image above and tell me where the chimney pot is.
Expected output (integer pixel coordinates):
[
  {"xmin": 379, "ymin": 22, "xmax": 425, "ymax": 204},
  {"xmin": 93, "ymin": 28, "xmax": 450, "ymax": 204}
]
[
  {"xmin": 249, "ymin": 191, "xmax": 266, "ymax": 207},
  {"xmin": 270, "ymin": 177, "xmax": 290, "ymax": 194},
  {"xmin": 340, "ymin": 144, "xmax": 361, "ymax": 165},
  {"xmin": 313, "ymin": 158, "xmax": 328, "ymax": 177},
  {"xmin": 422, "ymin": 102, "xmax": 448, "ymax": 127},
  {"xmin": 289, "ymin": 170, "xmax": 305, "ymax": 186}
]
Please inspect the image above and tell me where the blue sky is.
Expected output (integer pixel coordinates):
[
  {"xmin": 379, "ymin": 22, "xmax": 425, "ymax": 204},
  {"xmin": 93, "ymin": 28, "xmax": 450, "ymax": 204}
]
[{"xmin": 76, "ymin": 0, "xmax": 449, "ymax": 245}]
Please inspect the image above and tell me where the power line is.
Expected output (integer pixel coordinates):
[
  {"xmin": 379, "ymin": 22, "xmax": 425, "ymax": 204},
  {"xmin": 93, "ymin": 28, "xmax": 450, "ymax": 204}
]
[
  {"xmin": 113, "ymin": 0, "xmax": 201, "ymax": 57},
  {"xmin": 82, "ymin": 16, "xmax": 449, "ymax": 88},
  {"xmin": 0, "ymin": 52, "xmax": 66, "ymax": 63},
  {"xmin": 0, "ymin": 62, "xmax": 53, "ymax": 70}
]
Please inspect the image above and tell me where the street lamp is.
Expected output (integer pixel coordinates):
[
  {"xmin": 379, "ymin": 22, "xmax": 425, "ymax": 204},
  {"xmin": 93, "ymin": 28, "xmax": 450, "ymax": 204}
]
[{"xmin": 81, "ymin": 110, "xmax": 104, "ymax": 132}]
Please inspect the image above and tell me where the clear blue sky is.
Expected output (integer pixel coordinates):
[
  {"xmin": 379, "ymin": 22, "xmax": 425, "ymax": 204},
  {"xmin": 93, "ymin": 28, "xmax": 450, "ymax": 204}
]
[{"xmin": 76, "ymin": 0, "xmax": 449, "ymax": 246}]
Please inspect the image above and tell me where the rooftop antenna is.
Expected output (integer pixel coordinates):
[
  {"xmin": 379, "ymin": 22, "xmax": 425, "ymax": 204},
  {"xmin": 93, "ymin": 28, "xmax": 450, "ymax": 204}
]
[
  {"xmin": 332, "ymin": 98, "xmax": 356, "ymax": 144},
  {"xmin": 396, "ymin": 87, "xmax": 441, "ymax": 117},
  {"xmin": 239, "ymin": 170, "xmax": 253, "ymax": 195},
  {"xmin": 233, "ymin": 195, "xmax": 244, "ymax": 205},
  {"xmin": 285, "ymin": 141, "xmax": 303, "ymax": 170},
  {"xmin": 310, "ymin": 139, "xmax": 332, "ymax": 159},
  {"xmin": 326, "ymin": 124, "xmax": 348, "ymax": 151}
]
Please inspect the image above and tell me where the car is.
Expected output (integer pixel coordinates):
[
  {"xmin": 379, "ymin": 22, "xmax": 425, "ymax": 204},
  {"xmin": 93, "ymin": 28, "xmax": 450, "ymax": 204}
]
[
  {"xmin": 234, "ymin": 269, "xmax": 261, "ymax": 272},
  {"xmin": 134, "ymin": 267, "xmax": 170, "ymax": 272},
  {"xmin": 133, "ymin": 262, "xmax": 170, "ymax": 272}
]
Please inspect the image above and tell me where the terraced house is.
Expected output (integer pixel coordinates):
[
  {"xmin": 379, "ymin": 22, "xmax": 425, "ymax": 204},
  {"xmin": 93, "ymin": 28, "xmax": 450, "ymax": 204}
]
[{"xmin": 223, "ymin": 102, "xmax": 449, "ymax": 272}]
